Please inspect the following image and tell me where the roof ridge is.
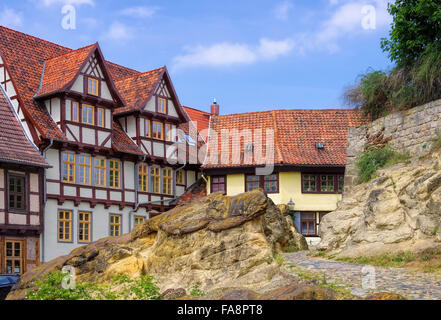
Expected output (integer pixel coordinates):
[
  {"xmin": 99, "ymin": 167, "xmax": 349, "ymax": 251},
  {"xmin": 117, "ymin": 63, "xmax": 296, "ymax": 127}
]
[
  {"xmin": 213, "ymin": 108, "xmax": 357, "ymax": 117},
  {"xmin": 114, "ymin": 66, "xmax": 165, "ymax": 83},
  {"xmin": 105, "ymin": 60, "xmax": 140, "ymax": 74},
  {"xmin": 0, "ymin": 25, "xmax": 71, "ymax": 51},
  {"xmin": 44, "ymin": 43, "xmax": 95, "ymax": 62}
]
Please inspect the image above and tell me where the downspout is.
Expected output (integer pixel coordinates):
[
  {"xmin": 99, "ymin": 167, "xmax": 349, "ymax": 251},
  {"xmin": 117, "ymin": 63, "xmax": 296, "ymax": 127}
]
[
  {"xmin": 129, "ymin": 155, "xmax": 146, "ymax": 232},
  {"xmin": 40, "ymin": 138, "xmax": 53, "ymax": 264}
]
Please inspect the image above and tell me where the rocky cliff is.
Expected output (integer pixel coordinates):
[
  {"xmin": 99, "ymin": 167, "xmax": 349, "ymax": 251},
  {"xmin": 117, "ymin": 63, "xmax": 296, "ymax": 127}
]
[
  {"xmin": 318, "ymin": 151, "xmax": 441, "ymax": 257},
  {"xmin": 8, "ymin": 190, "xmax": 307, "ymax": 300}
]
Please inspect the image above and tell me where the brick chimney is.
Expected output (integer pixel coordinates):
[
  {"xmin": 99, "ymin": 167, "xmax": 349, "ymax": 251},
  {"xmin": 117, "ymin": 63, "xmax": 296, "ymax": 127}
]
[{"xmin": 210, "ymin": 98, "xmax": 219, "ymax": 116}]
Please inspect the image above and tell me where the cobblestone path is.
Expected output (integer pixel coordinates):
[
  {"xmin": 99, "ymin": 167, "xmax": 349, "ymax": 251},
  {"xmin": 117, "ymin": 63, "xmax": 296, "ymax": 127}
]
[{"xmin": 284, "ymin": 251, "xmax": 441, "ymax": 300}]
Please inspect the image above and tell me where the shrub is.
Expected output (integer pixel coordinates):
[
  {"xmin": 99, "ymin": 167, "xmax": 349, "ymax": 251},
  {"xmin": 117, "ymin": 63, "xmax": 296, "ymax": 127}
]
[
  {"xmin": 356, "ymin": 146, "xmax": 409, "ymax": 184},
  {"xmin": 190, "ymin": 285, "xmax": 205, "ymax": 297}
]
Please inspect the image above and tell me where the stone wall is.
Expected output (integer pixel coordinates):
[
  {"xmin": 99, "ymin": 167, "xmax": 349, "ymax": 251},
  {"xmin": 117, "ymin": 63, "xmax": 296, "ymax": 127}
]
[{"xmin": 344, "ymin": 99, "xmax": 441, "ymax": 189}]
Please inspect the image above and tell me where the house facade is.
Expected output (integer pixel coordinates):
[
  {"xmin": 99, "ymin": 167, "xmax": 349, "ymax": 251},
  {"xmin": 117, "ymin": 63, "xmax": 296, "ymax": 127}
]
[
  {"xmin": 201, "ymin": 108, "xmax": 363, "ymax": 244},
  {"xmin": 0, "ymin": 26, "xmax": 201, "ymax": 263},
  {"xmin": 0, "ymin": 86, "xmax": 50, "ymax": 274}
]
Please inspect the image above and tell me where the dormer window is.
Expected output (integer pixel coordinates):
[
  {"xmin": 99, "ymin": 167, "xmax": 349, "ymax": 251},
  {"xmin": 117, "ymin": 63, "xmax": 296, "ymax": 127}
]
[
  {"xmin": 158, "ymin": 97, "xmax": 166, "ymax": 113},
  {"xmin": 87, "ymin": 77, "xmax": 99, "ymax": 96}
]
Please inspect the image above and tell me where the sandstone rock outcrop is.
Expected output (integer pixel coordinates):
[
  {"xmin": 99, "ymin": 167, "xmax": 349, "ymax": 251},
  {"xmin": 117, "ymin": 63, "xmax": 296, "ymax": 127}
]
[
  {"xmin": 318, "ymin": 151, "xmax": 441, "ymax": 257},
  {"xmin": 8, "ymin": 190, "xmax": 307, "ymax": 300}
]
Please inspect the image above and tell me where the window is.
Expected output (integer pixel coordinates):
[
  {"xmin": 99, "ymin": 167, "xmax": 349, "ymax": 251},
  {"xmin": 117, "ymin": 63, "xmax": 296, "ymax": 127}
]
[
  {"xmin": 138, "ymin": 164, "xmax": 148, "ymax": 192},
  {"xmin": 62, "ymin": 152, "xmax": 76, "ymax": 183},
  {"xmin": 245, "ymin": 174, "xmax": 279, "ymax": 193},
  {"xmin": 8, "ymin": 175, "xmax": 26, "ymax": 211},
  {"xmin": 320, "ymin": 175, "xmax": 335, "ymax": 192},
  {"xmin": 301, "ymin": 173, "xmax": 344, "ymax": 194},
  {"xmin": 5, "ymin": 240, "xmax": 22, "ymax": 274},
  {"xmin": 302, "ymin": 174, "xmax": 317, "ymax": 192},
  {"xmin": 94, "ymin": 157, "xmax": 106, "ymax": 187},
  {"xmin": 163, "ymin": 168, "xmax": 173, "ymax": 195},
  {"xmin": 72, "ymin": 101, "xmax": 79, "ymax": 122},
  {"xmin": 300, "ymin": 212, "xmax": 316, "ymax": 236},
  {"xmin": 176, "ymin": 170, "xmax": 185, "ymax": 185},
  {"xmin": 82, "ymin": 104, "xmax": 94, "ymax": 125},
  {"xmin": 78, "ymin": 155, "xmax": 91, "ymax": 185},
  {"xmin": 78, "ymin": 212, "xmax": 91, "ymax": 243},
  {"xmin": 97, "ymin": 107, "xmax": 104, "ymax": 127},
  {"xmin": 134, "ymin": 216, "xmax": 145, "ymax": 226},
  {"xmin": 152, "ymin": 121, "xmax": 163, "ymax": 140},
  {"xmin": 58, "ymin": 210, "xmax": 72, "ymax": 241},
  {"xmin": 158, "ymin": 97, "xmax": 166, "ymax": 113},
  {"xmin": 165, "ymin": 124, "xmax": 172, "ymax": 141},
  {"xmin": 338, "ymin": 175, "xmax": 344, "ymax": 193},
  {"xmin": 109, "ymin": 214, "xmax": 121, "ymax": 237},
  {"xmin": 151, "ymin": 167, "xmax": 161, "ymax": 194},
  {"xmin": 109, "ymin": 160, "xmax": 121, "ymax": 189},
  {"xmin": 88, "ymin": 77, "xmax": 99, "ymax": 96},
  {"xmin": 211, "ymin": 176, "xmax": 226, "ymax": 194},
  {"xmin": 145, "ymin": 119, "xmax": 151, "ymax": 137}
]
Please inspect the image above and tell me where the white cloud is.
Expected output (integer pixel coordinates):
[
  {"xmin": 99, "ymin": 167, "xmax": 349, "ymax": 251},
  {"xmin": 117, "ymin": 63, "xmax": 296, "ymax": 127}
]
[
  {"xmin": 40, "ymin": 0, "xmax": 94, "ymax": 6},
  {"xmin": 172, "ymin": 38, "xmax": 294, "ymax": 70},
  {"xmin": 0, "ymin": 7, "xmax": 23, "ymax": 28},
  {"xmin": 274, "ymin": 1, "xmax": 293, "ymax": 21},
  {"xmin": 120, "ymin": 6, "xmax": 159, "ymax": 18},
  {"xmin": 103, "ymin": 22, "xmax": 134, "ymax": 41}
]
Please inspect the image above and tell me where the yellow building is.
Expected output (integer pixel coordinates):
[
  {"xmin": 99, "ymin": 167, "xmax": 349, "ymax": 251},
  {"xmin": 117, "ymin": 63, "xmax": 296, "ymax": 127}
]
[{"xmin": 201, "ymin": 107, "xmax": 363, "ymax": 242}]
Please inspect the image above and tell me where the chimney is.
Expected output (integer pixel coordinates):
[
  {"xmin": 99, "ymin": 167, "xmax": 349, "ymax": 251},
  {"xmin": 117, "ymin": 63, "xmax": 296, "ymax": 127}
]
[{"xmin": 210, "ymin": 98, "xmax": 219, "ymax": 116}]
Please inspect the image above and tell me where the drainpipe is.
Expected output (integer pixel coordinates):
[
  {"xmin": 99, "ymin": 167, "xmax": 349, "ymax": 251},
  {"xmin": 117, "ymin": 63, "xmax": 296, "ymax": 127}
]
[
  {"xmin": 129, "ymin": 155, "xmax": 146, "ymax": 232},
  {"xmin": 40, "ymin": 138, "xmax": 53, "ymax": 263}
]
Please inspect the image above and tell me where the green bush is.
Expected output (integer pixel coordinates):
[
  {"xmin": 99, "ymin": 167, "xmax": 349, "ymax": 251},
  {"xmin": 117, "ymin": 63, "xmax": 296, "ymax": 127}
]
[
  {"xmin": 190, "ymin": 285, "xmax": 205, "ymax": 297},
  {"xmin": 355, "ymin": 146, "xmax": 409, "ymax": 184},
  {"xmin": 26, "ymin": 271, "xmax": 161, "ymax": 300}
]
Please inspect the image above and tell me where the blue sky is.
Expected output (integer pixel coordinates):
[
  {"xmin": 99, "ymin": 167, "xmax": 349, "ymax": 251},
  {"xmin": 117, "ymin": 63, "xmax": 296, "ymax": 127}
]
[{"xmin": 1, "ymin": 0, "xmax": 393, "ymax": 114}]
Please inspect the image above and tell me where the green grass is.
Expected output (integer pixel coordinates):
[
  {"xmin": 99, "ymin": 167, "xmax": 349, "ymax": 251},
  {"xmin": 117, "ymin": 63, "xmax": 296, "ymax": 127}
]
[
  {"xmin": 355, "ymin": 146, "xmax": 410, "ymax": 184},
  {"xmin": 336, "ymin": 251, "xmax": 416, "ymax": 268},
  {"xmin": 274, "ymin": 253, "xmax": 286, "ymax": 266}
]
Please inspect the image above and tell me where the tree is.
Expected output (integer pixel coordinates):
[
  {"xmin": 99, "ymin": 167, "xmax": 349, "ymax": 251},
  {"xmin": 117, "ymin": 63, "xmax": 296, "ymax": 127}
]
[{"xmin": 381, "ymin": 0, "xmax": 441, "ymax": 68}]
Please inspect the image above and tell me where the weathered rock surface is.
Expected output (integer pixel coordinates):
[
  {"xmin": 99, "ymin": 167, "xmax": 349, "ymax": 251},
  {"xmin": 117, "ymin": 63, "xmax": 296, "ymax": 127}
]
[
  {"xmin": 8, "ymin": 190, "xmax": 308, "ymax": 300},
  {"xmin": 318, "ymin": 151, "xmax": 441, "ymax": 257}
]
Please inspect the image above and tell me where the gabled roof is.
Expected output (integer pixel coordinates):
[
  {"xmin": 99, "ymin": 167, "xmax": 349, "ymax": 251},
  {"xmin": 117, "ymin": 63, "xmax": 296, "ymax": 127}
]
[
  {"xmin": 35, "ymin": 43, "xmax": 96, "ymax": 98},
  {"xmin": 183, "ymin": 106, "xmax": 210, "ymax": 134},
  {"xmin": 112, "ymin": 120, "xmax": 144, "ymax": 155},
  {"xmin": 106, "ymin": 60, "xmax": 140, "ymax": 81},
  {"xmin": 0, "ymin": 87, "xmax": 49, "ymax": 168},
  {"xmin": 202, "ymin": 108, "xmax": 365, "ymax": 169},
  {"xmin": 114, "ymin": 67, "xmax": 165, "ymax": 115}
]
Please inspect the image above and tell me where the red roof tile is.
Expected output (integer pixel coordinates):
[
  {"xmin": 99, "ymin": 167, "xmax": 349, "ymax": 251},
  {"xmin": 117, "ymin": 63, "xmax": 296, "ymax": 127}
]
[
  {"xmin": 202, "ymin": 108, "xmax": 365, "ymax": 169},
  {"xmin": 36, "ymin": 44, "xmax": 96, "ymax": 98},
  {"xmin": 106, "ymin": 61, "xmax": 140, "ymax": 81},
  {"xmin": 0, "ymin": 88, "xmax": 49, "ymax": 167},
  {"xmin": 114, "ymin": 67, "xmax": 165, "ymax": 115},
  {"xmin": 183, "ymin": 106, "xmax": 210, "ymax": 135},
  {"xmin": 112, "ymin": 120, "xmax": 144, "ymax": 155}
]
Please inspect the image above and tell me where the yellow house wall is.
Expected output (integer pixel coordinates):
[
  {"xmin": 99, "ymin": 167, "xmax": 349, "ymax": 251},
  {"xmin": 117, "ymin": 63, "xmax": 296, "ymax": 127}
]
[{"xmin": 207, "ymin": 172, "xmax": 341, "ymax": 211}]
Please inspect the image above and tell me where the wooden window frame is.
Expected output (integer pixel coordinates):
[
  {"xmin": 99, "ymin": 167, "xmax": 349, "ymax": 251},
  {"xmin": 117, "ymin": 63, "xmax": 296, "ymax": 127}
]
[
  {"xmin": 300, "ymin": 212, "xmax": 317, "ymax": 236},
  {"xmin": 138, "ymin": 164, "xmax": 149, "ymax": 192},
  {"xmin": 94, "ymin": 157, "xmax": 106, "ymax": 187},
  {"xmin": 152, "ymin": 121, "xmax": 163, "ymax": 140},
  {"xmin": 157, "ymin": 97, "xmax": 167, "ymax": 114},
  {"xmin": 4, "ymin": 239, "xmax": 24, "ymax": 275},
  {"xmin": 72, "ymin": 101, "xmax": 80, "ymax": 122},
  {"xmin": 62, "ymin": 152, "xmax": 76, "ymax": 183},
  {"xmin": 78, "ymin": 211, "xmax": 91, "ymax": 243},
  {"xmin": 244, "ymin": 173, "xmax": 279, "ymax": 194},
  {"xmin": 58, "ymin": 210, "xmax": 72, "ymax": 242},
  {"xmin": 8, "ymin": 174, "xmax": 27, "ymax": 212},
  {"xmin": 151, "ymin": 167, "xmax": 161, "ymax": 194},
  {"xmin": 210, "ymin": 175, "xmax": 226, "ymax": 194},
  {"xmin": 109, "ymin": 214, "xmax": 121, "ymax": 237},
  {"xmin": 82, "ymin": 104, "xmax": 94, "ymax": 125},
  {"xmin": 78, "ymin": 155, "xmax": 92, "ymax": 185},
  {"xmin": 301, "ymin": 173, "xmax": 344, "ymax": 194},
  {"xmin": 87, "ymin": 77, "xmax": 99, "ymax": 96},
  {"xmin": 134, "ymin": 216, "xmax": 145, "ymax": 226},
  {"xmin": 109, "ymin": 160, "xmax": 121, "ymax": 189},
  {"xmin": 97, "ymin": 107, "xmax": 105, "ymax": 128},
  {"xmin": 165, "ymin": 123, "xmax": 172, "ymax": 141},
  {"xmin": 176, "ymin": 169, "xmax": 185, "ymax": 186},
  {"xmin": 162, "ymin": 168, "xmax": 173, "ymax": 195},
  {"xmin": 144, "ymin": 119, "xmax": 151, "ymax": 137}
]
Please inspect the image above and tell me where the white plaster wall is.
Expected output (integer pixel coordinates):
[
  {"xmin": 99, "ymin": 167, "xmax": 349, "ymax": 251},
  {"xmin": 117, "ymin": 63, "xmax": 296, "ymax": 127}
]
[
  {"xmin": 124, "ymin": 162, "xmax": 135, "ymax": 189},
  {"xmin": 30, "ymin": 195, "xmax": 39, "ymax": 212},
  {"xmin": 0, "ymin": 212, "xmax": 4, "ymax": 224},
  {"xmin": 47, "ymin": 182, "xmax": 60, "ymax": 195},
  {"xmin": 127, "ymin": 116, "xmax": 136, "ymax": 137},
  {"xmin": 97, "ymin": 131, "xmax": 109, "ymax": 146},
  {"xmin": 176, "ymin": 185, "xmax": 185, "ymax": 196},
  {"xmin": 71, "ymin": 76, "xmax": 83, "ymax": 93},
  {"xmin": 153, "ymin": 142, "xmax": 164, "ymax": 157},
  {"xmin": 9, "ymin": 214, "xmax": 26, "ymax": 224},
  {"xmin": 65, "ymin": 100, "xmax": 72, "ymax": 121},
  {"xmin": 80, "ymin": 188, "xmax": 92, "ymax": 198},
  {"xmin": 30, "ymin": 173, "xmax": 39, "ymax": 192},
  {"xmin": 168, "ymin": 100, "xmax": 178, "ymax": 117},
  {"xmin": 66, "ymin": 124, "xmax": 79, "ymax": 142},
  {"xmin": 105, "ymin": 109, "xmax": 111, "ymax": 129},
  {"xmin": 187, "ymin": 170, "xmax": 196, "ymax": 186},
  {"xmin": 83, "ymin": 127, "xmax": 95, "ymax": 145},
  {"xmin": 101, "ymin": 82, "xmax": 112, "ymax": 100},
  {"xmin": 145, "ymin": 97, "xmax": 155, "ymax": 112},
  {"xmin": 0, "ymin": 169, "xmax": 4, "ymax": 188},
  {"xmin": 46, "ymin": 149, "xmax": 60, "ymax": 180},
  {"xmin": 30, "ymin": 215, "xmax": 39, "ymax": 226},
  {"xmin": 64, "ymin": 186, "xmax": 76, "ymax": 196}
]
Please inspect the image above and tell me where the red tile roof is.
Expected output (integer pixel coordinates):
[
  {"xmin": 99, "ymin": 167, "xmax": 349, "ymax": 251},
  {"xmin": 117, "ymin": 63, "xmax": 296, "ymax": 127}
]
[
  {"xmin": 106, "ymin": 60, "xmax": 140, "ymax": 81},
  {"xmin": 0, "ymin": 88, "xmax": 49, "ymax": 167},
  {"xmin": 114, "ymin": 67, "xmax": 165, "ymax": 115},
  {"xmin": 112, "ymin": 120, "xmax": 144, "ymax": 155},
  {"xmin": 183, "ymin": 106, "xmax": 210, "ymax": 134},
  {"xmin": 202, "ymin": 108, "xmax": 364, "ymax": 169},
  {"xmin": 35, "ymin": 44, "xmax": 96, "ymax": 98}
]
